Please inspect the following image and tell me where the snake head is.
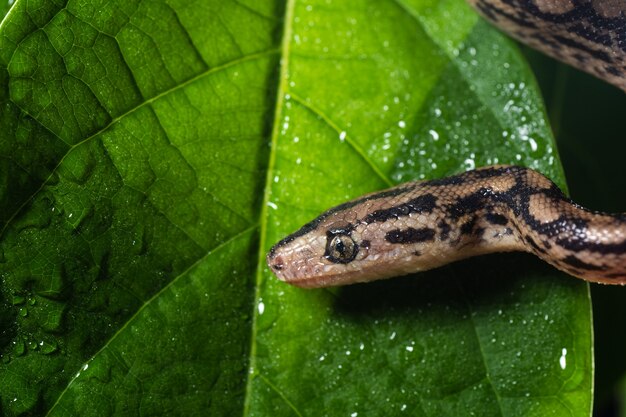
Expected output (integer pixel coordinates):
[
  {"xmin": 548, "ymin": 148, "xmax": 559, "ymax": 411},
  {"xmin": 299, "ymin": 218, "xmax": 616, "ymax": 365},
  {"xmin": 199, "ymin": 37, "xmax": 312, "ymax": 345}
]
[
  {"xmin": 266, "ymin": 183, "xmax": 440, "ymax": 288},
  {"xmin": 267, "ymin": 219, "xmax": 366, "ymax": 288}
]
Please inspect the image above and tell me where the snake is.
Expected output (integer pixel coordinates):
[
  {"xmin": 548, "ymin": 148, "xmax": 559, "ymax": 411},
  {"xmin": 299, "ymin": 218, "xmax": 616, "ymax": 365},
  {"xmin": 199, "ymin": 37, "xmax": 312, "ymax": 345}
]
[
  {"xmin": 266, "ymin": 0, "xmax": 626, "ymax": 288},
  {"xmin": 467, "ymin": 0, "xmax": 626, "ymax": 92}
]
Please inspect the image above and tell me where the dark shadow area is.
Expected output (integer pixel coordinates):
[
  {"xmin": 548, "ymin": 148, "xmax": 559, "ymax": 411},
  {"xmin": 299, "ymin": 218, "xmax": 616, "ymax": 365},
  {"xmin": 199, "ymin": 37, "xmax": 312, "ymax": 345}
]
[
  {"xmin": 334, "ymin": 251, "xmax": 569, "ymax": 319},
  {"xmin": 0, "ymin": 287, "xmax": 17, "ymax": 358},
  {"xmin": 523, "ymin": 46, "xmax": 626, "ymax": 417},
  {"xmin": 252, "ymin": 0, "xmax": 286, "ymax": 214}
]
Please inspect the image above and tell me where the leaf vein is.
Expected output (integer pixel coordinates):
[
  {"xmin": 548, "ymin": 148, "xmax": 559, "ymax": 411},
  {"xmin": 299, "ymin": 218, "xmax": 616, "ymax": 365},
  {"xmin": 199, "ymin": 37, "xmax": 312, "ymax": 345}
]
[
  {"xmin": 0, "ymin": 48, "xmax": 279, "ymax": 241},
  {"xmin": 45, "ymin": 225, "xmax": 259, "ymax": 416},
  {"xmin": 259, "ymin": 374, "xmax": 305, "ymax": 417},
  {"xmin": 244, "ymin": 0, "xmax": 295, "ymax": 414},
  {"xmin": 288, "ymin": 91, "xmax": 393, "ymax": 187}
]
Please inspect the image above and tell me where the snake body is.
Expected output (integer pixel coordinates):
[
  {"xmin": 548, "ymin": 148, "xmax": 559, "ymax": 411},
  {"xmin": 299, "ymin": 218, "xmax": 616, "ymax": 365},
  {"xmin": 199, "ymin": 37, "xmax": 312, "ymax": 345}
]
[
  {"xmin": 267, "ymin": 0, "xmax": 626, "ymax": 288},
  {"xmin": 267, "ymin": 166, "xmax": 626, "ymax": 288},
  {"xmin": 467, "ymin": 0, "xmax": 626, "ymax": 92}
]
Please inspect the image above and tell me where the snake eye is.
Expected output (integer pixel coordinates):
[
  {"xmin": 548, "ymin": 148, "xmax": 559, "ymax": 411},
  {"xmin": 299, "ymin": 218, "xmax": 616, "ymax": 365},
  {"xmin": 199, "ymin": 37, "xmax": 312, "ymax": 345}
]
[{"xmin": 325, "ymin": 233, "xmax": 358, "ymax": 264}]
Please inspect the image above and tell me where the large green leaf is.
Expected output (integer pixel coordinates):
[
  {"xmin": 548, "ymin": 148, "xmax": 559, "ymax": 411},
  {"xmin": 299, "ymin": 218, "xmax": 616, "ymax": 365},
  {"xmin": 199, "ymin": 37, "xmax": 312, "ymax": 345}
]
[{"xmin": 0, "ymin": 0, "xmax": 591, "ymax": 416}]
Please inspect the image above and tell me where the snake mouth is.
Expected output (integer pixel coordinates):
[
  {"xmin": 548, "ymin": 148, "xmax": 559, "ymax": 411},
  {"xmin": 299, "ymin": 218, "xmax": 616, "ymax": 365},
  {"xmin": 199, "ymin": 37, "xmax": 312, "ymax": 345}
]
[{"xmin": 275, "ymin": 267, "xmax": 392, "ymax": 288}]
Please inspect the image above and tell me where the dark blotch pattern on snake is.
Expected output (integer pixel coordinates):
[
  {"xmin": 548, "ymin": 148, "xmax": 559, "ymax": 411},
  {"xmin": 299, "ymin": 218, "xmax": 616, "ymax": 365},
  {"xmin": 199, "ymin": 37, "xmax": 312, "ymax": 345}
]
[{"xmin": 268, "ymin": 166, "xmax": 626, "ymax": 288}]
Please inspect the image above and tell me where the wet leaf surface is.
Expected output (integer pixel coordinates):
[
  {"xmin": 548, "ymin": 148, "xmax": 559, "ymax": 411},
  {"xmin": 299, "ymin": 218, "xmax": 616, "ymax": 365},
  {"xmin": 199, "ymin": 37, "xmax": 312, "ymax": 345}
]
[{"xmin": 0, "ymin": 1, "xmax": 591, "ymax": 416}]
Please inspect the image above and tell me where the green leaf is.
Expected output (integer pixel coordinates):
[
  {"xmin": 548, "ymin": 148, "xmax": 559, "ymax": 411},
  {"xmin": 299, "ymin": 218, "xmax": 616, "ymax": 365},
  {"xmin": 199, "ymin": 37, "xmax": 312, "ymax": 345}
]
[
  {"xmin": 0, "ymin": 2, "xmax": 12, "ymax": 21},
  {"xmin": 0, "ymin": 1, "xmax": 591, "ymax": 416}
]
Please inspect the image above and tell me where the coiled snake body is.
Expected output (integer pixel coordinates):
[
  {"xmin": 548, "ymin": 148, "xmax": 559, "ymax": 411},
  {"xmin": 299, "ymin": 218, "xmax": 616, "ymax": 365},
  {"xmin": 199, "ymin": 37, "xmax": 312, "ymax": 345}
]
[{"xmin": 267, "ymin": 0, "xmax": 626, "ymax": 288}]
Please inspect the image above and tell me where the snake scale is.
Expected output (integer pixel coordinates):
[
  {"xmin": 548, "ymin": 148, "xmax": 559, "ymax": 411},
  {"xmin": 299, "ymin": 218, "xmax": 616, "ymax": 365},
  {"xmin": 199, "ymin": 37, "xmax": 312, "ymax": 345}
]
[
  {"xmin": 467, "ymin": 0, "xmax": 626, "ymax": 92},
  {"xmin": 267, "ymin": 0, "xmax": 626, "ymax": 288}
]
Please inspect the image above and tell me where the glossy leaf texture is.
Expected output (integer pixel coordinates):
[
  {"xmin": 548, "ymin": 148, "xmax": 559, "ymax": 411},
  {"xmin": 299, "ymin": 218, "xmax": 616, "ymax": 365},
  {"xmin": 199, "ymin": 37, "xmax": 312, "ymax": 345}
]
[{"xmin": 0, "ymin": 1, "xmax": 591, "ymax": 416}]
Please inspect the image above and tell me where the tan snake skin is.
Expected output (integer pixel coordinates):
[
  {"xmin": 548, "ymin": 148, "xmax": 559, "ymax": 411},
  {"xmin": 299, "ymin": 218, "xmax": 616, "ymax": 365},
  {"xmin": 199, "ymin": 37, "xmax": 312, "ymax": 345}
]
[
  {"xmin": 268, "ymin": 166, "xmax": 626, "ymax": 288},
  {"xmin": 466, "ymin": 0, "xmax": 626, "ymax": 91}
]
